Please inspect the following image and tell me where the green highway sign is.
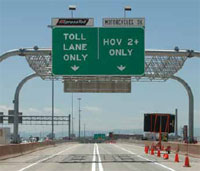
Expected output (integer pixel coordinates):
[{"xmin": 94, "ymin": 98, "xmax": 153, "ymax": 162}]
[
  {"xmin": 52, "ymin": 27, "xmax": 144, "ymax": 75},
  {"xmin": 94, "ymin": 134, "xmax": 106, "ymax": 140}
]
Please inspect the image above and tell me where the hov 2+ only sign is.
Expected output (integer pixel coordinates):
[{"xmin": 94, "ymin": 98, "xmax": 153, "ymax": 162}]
[{"xmin": 52, "ymin": 27, "xmax": 144, "ymax": 75}]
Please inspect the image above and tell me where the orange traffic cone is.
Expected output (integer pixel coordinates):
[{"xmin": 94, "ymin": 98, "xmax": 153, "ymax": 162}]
[
  {"xmin": 151, "ymin": 147, "xmax": 154, "ymax": 155},
  {"xmin": 174, "ymin": 152, "xmax": 179, "ymax": 162},
  {"xmin": 163, "ymin": 153, "xmax": 169, "ymax": 159},
  {"xmin": 157, "ymin": 149, "xmax": 161, "ymax": 157},
  {"xmin": 144, "ymin": 146, "xmax": 149, "ymax": 154},
  {"xmin": 183, "ymin": 155, "xmax": 190, "ymax": 167}
]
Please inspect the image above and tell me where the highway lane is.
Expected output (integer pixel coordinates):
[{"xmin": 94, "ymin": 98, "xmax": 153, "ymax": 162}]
[
  {"xmin": 0, "ymin": 142, "xmax": 199, "ymax": 171},
  {"xmin": 98, "ymin": 143, "xmax": 175, "ymax": 171},
  {"xmin": 114, "ymin": 143, "xmax": 200, "ymax": 171},
  {"xmin": 0, "ymin": 143, "xmax": 81, "ymax": 171}
]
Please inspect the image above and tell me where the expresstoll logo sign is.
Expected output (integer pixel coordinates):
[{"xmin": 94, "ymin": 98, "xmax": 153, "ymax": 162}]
[
  {"xmin": 57, "ymin": 19, "xmax": 89, "ymax": 25},
  {"xmin": 52, "ymin": 18, "xmax": 94, "ymax": 27}
]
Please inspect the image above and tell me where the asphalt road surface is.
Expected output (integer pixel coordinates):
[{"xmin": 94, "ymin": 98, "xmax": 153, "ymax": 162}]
[{"xmin": 0, "ymin": 142, "xmax": 199, "ymax": 171}]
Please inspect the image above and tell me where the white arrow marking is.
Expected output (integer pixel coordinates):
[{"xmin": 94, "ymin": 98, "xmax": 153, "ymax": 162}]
[
  {"xmin": 117, "ymin": 65, "xmax": 126, "ymax": 71},
  {"xmin": 71, "ymin": 65, "xmax": 79, "ymax": 71}
]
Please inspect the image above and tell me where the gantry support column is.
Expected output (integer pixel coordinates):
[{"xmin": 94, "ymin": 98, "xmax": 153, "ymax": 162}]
[
  {"xmin": 171, "ymin": 75, "xmax": 194, "ymax": 143},
  {"xmin": 13, "ymin": 73, "xmax": 38, "ymax": 143}
]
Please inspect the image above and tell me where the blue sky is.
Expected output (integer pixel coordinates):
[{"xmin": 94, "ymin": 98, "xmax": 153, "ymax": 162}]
[{"xmin": 0, "ymin": 0, "xmax": 200, "ymax": 137}]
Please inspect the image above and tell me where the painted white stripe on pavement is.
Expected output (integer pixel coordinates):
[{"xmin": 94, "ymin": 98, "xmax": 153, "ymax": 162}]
[
  {"xmin": 92, "ymin": 143, "xmax": 104, "ymax": 171},
  {"xmin": 96, "ymin": 144, "xmax": 104, "ymax": 171},
  {"xmin": 92, "ymin": 144, "xmax": 96, "ymax": 171},
  {"xmin": 18, "ymin": 144, "xmax": 80, "ymax": 171},
  {"xmin": 124, "ymin": 143, "xmax": 144, "ymax": 149},
  {"xmin": 112, "ymin": 144, "xmax": 176, "ymax": 171},
  {"xmin": 112, "ymin": 144, "xmax": 136, "ymax": 155}
]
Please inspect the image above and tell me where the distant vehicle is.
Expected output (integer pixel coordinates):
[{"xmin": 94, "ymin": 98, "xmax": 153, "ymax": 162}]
[
  {"xmin": 141, "ymin": 136, "xmax": 147, "ymax": 140},
  {"xmin": 21, "ymin": 140, "xmax": 29, "ymax": 144},
  {"xmin": 143, "ymin": 132, "xmax": 159, "ymax": 141},
  {"xmin": 38, "ymin": 138, "xmax": 45, "ymax": 142}
]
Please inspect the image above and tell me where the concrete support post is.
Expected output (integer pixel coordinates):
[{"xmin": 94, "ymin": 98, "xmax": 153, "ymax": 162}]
[
  {"xmin": 78, "ymin": 98, "xmax": 81, "ymax": 139},
  {"xmin": 71, "ymin": 93, "xmax": 74, "ymax": 137},
  {"xmin": 13, "ymin": 73, "xmax": 38, "ymax": 143},
  {"xmin": 68, "ymin": 114, "xmax": 71, "ymax": 140},
  {"xmin": 175, "ymin": 108, "xmax": 178, "ymax": 137},
  {"xmin": 51, "ymin": 77, "xmax": 54, "ymax": 140},
  {"xmin": 171, "ymin": 76, "xmax": 194, "ymax": 143}
]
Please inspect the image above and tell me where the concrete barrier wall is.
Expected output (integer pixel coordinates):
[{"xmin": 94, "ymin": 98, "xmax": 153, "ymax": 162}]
[
  {"xmin": 117, "ymin": 139, "xmax": 200, "ymax": 157},
  {"xmin": 161, "ymin": 142, "xmax": 200, "ymax": 156},
  {"xmin": 0, "ymin": 141, "xmax": 55, "ymax": 159}
]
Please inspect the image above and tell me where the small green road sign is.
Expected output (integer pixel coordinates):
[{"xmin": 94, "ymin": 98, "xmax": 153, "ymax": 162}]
[
  {"xmin": 52, "ymin": 27, "xmax": 144, "ymax": 75},
  {"xmin": 94, "ymin": 134, "xmax": 106, "ymax": 140}
]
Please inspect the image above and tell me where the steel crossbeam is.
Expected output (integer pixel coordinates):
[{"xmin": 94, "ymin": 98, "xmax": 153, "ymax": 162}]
[
  {"xmin": 23, "ymin": 48, "xmax": 199, "ymax": 81},
  {"xmin": 1, "ymin": 48, "xmax": 199, "ymax": 81}
]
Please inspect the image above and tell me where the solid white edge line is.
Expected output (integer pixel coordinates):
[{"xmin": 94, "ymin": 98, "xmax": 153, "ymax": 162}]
[
  {"xmin": 96, "ymin": 144, "xmax": 104, "ymax": 171},
  {"xmin": 111, "ymin": 144, "xmax": 136, "ymax": 155},
  {"xmin": 18, "ymin": 144, "xmax": 80, "ymax": 171},
  {"xmin": 123, "ymin": 143, "xmax": 144, "ymax": 149},
  {"xmin": 92, "ymin": 144, "xmax": 96, "ymax": 171},
  {"xmin": 112, "ymin": 144, "xmax": 176, "ymax": 171}
]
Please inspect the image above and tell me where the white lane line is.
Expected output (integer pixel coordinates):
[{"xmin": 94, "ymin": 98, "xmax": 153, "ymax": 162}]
[
  {"xmin": 112, "ymin": 144, "xmax": 176, "ymax": 171},
  {"xmin": 113, "ymin": 145, "xmax": 136, "ymax": 155},
  {"xmin": 123, "ymin": 143, "xmax": 144, "ymax": 149},
  {"xmin": 92, "ymin": 144, "xmax": 96, "ymax": 171},
  {"xmin": 18, "ymin": 144, "xmax": 80, "ymax": 171},
  {"xmin": 96, "ymin": 144, "xmax": 104, "ymax": 171}
]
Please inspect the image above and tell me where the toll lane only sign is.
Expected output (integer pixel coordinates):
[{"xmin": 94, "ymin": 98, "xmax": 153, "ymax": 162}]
[{"xmin": 52, "ymin": 27, "xmax": 144, "ymax": 75}]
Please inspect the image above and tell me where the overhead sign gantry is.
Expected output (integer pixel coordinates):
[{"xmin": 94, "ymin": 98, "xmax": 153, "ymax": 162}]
[{"xmin": 1, "ymin": 47, "xmax": 199, "ymax": 143}]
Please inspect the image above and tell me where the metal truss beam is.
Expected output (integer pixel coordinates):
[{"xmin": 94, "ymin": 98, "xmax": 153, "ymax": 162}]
[
  {"xmin": 0, "ymin": 47, "xmax": 51, "ymax": 62},
  {"xmin": 1, "ymin": 115, "xmax": 69, "ymax": 125},
  {"xmin": 1, "ymin": 48, "xmax": 200, "ymax": 81}
]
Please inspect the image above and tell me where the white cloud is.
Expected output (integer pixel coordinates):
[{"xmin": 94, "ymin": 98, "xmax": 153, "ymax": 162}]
[
  {"xmin": 43, "ymin": 107, "xmax": 62, "ymax": 115},
  {"xmin": 28, "ymin": 107, "xmax": 41, "ymax": 113},
  {"xmin": 83, "ymin": 106, "xmax": 101, "ymax": 113},
  {"xmin": 20, "ymin": 107, "xmax": 64, "ymax": 116},
  {"xmin": 43, "ymin": 107, "xmax": 53, "ymax": 113},
  {"xmin": 21, "ymin": 107, "xmax": 42, "ymax": 116},
  {"xmin": 0, "ymin": 105, "xmax": 12, "ymax": 114}
]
